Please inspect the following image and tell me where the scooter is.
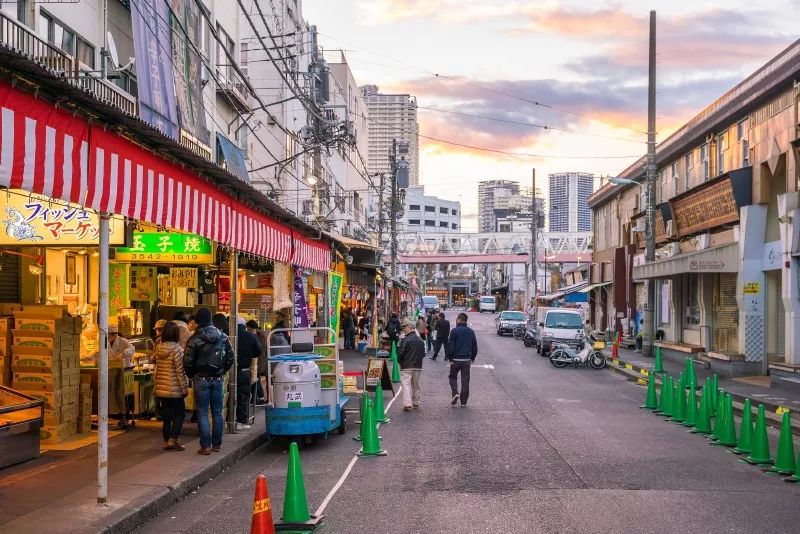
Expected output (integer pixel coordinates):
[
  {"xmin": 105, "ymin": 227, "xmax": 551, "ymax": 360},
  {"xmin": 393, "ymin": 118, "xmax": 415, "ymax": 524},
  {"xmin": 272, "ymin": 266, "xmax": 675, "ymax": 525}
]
[
  {"xmin": 549, "ymin": 338, "xmax": 606, "ymax": 369},
  {"xmin": 522, "ymin": 327, "xmax": 537, "ymax": 348}
]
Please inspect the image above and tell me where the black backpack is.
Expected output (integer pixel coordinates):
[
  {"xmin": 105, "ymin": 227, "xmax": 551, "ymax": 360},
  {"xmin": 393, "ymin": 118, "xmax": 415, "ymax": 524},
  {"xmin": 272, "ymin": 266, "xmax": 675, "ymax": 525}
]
[{"xmin": 197, "ymin": 335, "xmax": 227, "ymax": 375}]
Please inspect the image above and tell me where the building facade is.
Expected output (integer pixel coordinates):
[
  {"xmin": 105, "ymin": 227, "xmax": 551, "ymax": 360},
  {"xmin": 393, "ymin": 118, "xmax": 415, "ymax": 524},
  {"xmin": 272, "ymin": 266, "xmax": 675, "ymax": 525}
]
[
  {"xmin": 477, "ymin": 180, "xmax": 520, "ymax": 232},
  {"xmin": 588, "ymin": 40, "xmax": 800, "ymax": 373},
  {"xmin": 360, "ymin": 85, "xmax": 419, "ymax": 186},
  {"xmin": 401, "ymin": 185, "xmax": 461, "ymax": 233},
  {"xmin": 549, "ymin": 172, "xmax": 594, "ymax": 232}
]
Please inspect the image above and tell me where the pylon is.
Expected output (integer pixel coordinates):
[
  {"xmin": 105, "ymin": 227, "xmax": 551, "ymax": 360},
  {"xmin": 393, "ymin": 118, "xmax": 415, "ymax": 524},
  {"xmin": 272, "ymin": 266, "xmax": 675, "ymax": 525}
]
[
  {"xmin": 654, "ymin": 373, "xmax": 667, "ymax": 414},
  {"xmin": 710, "ymin": 390, "xmax": 726, "ymax": 441},
  {"xmin": 765, "ymin": 411, "xmax": 796, "ymax": 475},
  {"xmin": 653, "ymin": 346, "xmax": 664, "ymax": 373},
  {"xmin": 711, "ymin": 374, "xmax": 719, "ymax": 413},
  {"xmin": 640, "ymin": 373, "xmax": 658, "ymax": 410},
  {"xmin": 354, "ymin": 392, "xmax": 382, "ymax": 443},
  {"xmin": 358, "ymin": 397, "xmax": 387, "ymax": 457},
  {"xmin": 373, "ymin": 382, "xmax": 389, "ymax": 423},
  {"xmin": 275, "ymin": 442, "xmax": 322, "ymax": 531},
  {"xmin": 691, "ymin": 383, "xmax": 712, "ymax": 434},
  {"xmin": 744, "ymin": 405, "xmax": 773, "ymax": 466},
  {"xmin": 682, "ymin": 382, "xmax": 698, "ymax": 427},
  {"xmin": 669, "ymin": 373, "xmax": 686, "ymax": 423},
  {"xmin": 390, "ymin": 341, "xmax": 401, "ymax": 383},
  {"xmin": 683, "ymin": 357, "xmax": 697, "ymax": 389},
  {"xmin": 658, "ymin": 375, "xmax": 674, "ymax": 418},
  {"xmin": 251, "ymin": 474, "xmax": 276, "ymax": 534},
  {"xmin": 732, "ymin": 398, "xmax": 754, "ymax": 455},
  {"xmin": 784, "ymin": 449, "xmax": 800, "ymax": 483},
  {"xmin": 712, "ymin": 394, "xmax": 737, "ymax": 447}
]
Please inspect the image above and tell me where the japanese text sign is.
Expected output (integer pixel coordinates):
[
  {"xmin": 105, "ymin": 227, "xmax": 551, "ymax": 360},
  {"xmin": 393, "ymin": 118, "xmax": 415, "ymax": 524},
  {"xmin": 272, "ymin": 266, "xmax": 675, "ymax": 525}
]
[{"xmin": 115, "ymin": 231, "xmax": 214, "ymax": 264}]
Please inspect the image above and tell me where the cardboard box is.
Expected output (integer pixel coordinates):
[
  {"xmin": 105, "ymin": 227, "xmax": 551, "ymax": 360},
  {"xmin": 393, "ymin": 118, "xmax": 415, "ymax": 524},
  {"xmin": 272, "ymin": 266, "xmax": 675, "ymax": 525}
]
[
  {"xmin": 43, "ymin": 403, "xmax": 77, "ymax": 426},
  {"xmin": 12, "ymin": 346, "xmax": 59, "ymax": 371},
  {"xmin": 55, "ymin": 317, "xmax": 82, "ymax": 335},
  {"xmin": 15, "ymin": 317, "xmax": 57, "ymax": 335},
  {"xmin": 0, "ymin": 317, "xmax": 12, "ymax": 333},
  {"xmin": 78, "ymin": 415, "xmax": 92, "ymax": 433},
  {"xmin": 62, "ymin": 389, "xmax": 78, "ymax": 406},
  {"xmin": 63, "ymin": 367, "xmax": 81, "ymax": 387},
  {"xmin": 26, "ymin": 388, "xmax": 62, "ymax": 409},
  {"xmin": 80, "ymin": 373, "xmax": 91, "ymax": 385},
  {"xmin": 13, "ymin": 371, "xmax": 62, "ymax": 389},
  {"xmin": 79, "ymin": 395, "xmax": 93, "ymax": 416},
  {"xmin": 17, "ymin": 306, "xmax": 66, "ymax": 318},
  {"xmin": 40, "ymin": 422, "xmax": 73, "ymax": 444},
  {"xmin": 12, "ymin": 329, "xmax": 54, "ymax": 349},
  {"xmin": 0, "ymin": 304, "xmax": 22, "ymax": 315}
]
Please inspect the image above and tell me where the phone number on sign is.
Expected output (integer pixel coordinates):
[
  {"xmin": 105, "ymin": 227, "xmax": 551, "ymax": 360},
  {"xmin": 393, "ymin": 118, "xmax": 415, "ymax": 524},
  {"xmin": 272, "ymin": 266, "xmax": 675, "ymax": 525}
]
[{"xmin": 118, "ymin": 253, "xmax": 203, "ymax": 261}]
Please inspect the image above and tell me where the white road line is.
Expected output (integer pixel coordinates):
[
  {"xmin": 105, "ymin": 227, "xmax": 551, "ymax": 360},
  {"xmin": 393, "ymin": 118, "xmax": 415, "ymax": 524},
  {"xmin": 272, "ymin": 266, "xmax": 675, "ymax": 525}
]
[{"xmin": 313, "ymin": 385, "xmax": 403, "ymax": 518}]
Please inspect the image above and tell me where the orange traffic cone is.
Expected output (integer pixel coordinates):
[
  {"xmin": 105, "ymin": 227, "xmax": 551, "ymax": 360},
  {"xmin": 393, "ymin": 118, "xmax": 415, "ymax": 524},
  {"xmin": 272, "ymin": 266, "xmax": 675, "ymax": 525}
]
[{"xmin": 251, "ymin": 474, "xmax": 276, "ymax": 534}]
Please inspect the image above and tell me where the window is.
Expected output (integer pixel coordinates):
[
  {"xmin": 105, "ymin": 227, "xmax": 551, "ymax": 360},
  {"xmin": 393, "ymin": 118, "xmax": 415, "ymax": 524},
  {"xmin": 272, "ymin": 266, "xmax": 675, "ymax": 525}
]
[
  {"xmin": 451, "ymin": 209, "xmax": 457, "ymax": 215},
  {"xmin": 424, "ymin": 206, "xmax": 435, "ymax": 212},
  {"xmin": 738, "ymin": 119, "xmax": 750, "ymax": 167},
  {"xmin": 685, "ymin": 152, "xmax": 693, "ymax": 191},
  {"xmin": 409, "ymin": 204, "xmax": 420, "ymax": 211},
  {"xmin": 408, "ymin": 219, "xmax": 420, "ymax": 225},
  {"xmin": 671, "ymin": 162, "xmax": 678, "ymax": 195},
  {"xmin": 684, "ymin": 275, "xmax": 701, "ymax": 328},
  {"xmin": 439, "ymin": 221, "xmax": 448, "ymax": 227},
  {"xmin": 737, "ymin": 119, "xmax": 748, "ymax": 141},
  {"xmin": 39, "ymin": 11, "xmax": 94, "ymax": 67},
  {"xmin": 216, "ymin": 24, "xmax": 234, "ymax": 83},
  {"xmin": 451, "ymin": 223, "xmax": 458, "ymax": 230},
  {"xmin": 439, "ymin": 207, "xmax": 448, "ymax": 214},
  {"xmin": 424, "ymin": 220, "xmax": 435, "ymax": 227},
  {"xmin": 700, "ymin": 143, "xmax": 710, "ymax": 181},
  {"xmin": 717, "ymin": 133, "xmax": 727, "ymax": 174}
]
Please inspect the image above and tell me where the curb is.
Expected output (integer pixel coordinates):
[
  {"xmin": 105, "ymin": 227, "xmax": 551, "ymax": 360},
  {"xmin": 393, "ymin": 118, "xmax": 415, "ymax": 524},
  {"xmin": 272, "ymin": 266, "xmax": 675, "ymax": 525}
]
[{"xmin": 607, "ymin": 358, "xmax": 800, "ymax": 436}]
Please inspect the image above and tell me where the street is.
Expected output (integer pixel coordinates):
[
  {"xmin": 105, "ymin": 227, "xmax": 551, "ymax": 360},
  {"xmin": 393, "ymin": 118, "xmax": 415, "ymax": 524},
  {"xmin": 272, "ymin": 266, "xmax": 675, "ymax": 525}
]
[{"xmin": 135, "ymin": 312, "xmax": 800, "ymax": 533}]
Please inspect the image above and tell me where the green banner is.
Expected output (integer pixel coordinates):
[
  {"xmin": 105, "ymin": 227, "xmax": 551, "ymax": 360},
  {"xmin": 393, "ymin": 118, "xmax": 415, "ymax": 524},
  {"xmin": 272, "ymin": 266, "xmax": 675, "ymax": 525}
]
[
  {"xmin": 109, "ymin": 263, "xmax": 129, "ymax": 316},
  {"xmin": 115, "ymin": 231, "xmax": 214, "ymax": 264},
  {"xmin": 328, "ymin": 272, "xmax": 343, "ymax": 343}
]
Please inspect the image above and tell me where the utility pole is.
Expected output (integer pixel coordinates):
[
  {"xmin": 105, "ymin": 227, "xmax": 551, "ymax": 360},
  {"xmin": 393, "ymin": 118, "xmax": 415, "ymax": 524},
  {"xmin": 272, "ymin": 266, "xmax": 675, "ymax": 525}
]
[
  {"xmin": 530, "ymin": 168, "xmax": 537, "ymax": 313},
  {"xmin": 389, "ymin": 139, "xmax": 398, "ymax": 279},
  {"xmin": 644, "ymin": 10, "xmax": 657, "ymax": 358}
]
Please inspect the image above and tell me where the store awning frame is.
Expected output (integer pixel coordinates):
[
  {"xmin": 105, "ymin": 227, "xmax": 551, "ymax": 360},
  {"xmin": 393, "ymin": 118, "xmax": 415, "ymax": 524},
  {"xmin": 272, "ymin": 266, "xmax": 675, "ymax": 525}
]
[
  {"xmin": 578, "ymin": 282, "xmax": 611, "ymax": 294},
  {"xmin": 633, "ymin": 243, "xmax": 738, "ymax": 280},
  {"xmin": 216, "ymin": 132, "xmax": 249, "ymax": 184}
]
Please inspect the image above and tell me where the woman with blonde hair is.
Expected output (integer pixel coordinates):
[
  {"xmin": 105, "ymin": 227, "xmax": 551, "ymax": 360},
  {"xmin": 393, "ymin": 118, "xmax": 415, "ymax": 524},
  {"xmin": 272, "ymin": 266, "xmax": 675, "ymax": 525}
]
[{"xmin": 154, "ymin": 322, "xmax": 189, "ymax": 451}]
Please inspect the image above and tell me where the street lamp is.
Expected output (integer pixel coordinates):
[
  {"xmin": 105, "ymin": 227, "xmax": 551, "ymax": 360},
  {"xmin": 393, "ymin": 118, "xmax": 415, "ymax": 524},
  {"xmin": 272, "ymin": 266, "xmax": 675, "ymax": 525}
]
[{"xmin": 608, "ymin": 176, "xmax": 641, "ymax": 188}]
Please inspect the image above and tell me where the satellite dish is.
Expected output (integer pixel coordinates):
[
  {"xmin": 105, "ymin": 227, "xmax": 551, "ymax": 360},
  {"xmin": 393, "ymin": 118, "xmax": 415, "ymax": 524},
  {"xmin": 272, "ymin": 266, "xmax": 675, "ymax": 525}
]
[
  {"xmin": 345, "ymin": 255, "xmax": 354, "ymax": 265},
  {"xmin": 106, "ymin": 31, "xmax": 120, "ymax": 69}
]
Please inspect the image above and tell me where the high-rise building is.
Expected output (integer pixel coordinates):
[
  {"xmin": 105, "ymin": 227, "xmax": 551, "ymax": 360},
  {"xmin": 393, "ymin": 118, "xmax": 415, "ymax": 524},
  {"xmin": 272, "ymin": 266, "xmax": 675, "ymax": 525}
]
[
  {"xmin": 360, "ymin": 85, "xmax": 419, "ymax": 185},
  {"xmin": 477, "ymin": 180, "xmax": 520, "ymax": 232},
  {"xmin": 401, "ymin": 186, "xmax": 461, "ymax": 233},
  {"xmin": 548, "ymin": 172, "xmax": 595, "ymax": 232}
]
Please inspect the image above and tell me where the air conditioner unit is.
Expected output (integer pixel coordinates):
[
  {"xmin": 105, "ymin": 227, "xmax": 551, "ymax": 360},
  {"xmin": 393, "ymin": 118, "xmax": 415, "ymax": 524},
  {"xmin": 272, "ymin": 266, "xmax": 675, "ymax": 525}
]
[
  {"xmin": 665, "ymin": 220, "xmax": 675, "ymax": 238},
  {"xmin": 697, "ymin": 233, "xmax": 710, "ymax": 250},
  {"xmin": 632, "ymin": 220, "xmax": 646, "ymax": 234},
  {"xmin": 668, "ymin": 242, "xmax": 680, "ymax": 256}
]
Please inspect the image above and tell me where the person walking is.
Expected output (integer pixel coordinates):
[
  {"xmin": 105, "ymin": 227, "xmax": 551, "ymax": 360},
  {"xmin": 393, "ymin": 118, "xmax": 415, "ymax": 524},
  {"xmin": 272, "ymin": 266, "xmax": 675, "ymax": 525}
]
[
  {"xmin": 386, "ymin": 313, "xmax": 402, "ymax": 346},
  {"xmin": 397, "ymin": 318, "xmax": 425, "ymax": 411},
  {"xmin": 341, "ymin": 310, "xmax": 356, "ymax": 350},
  {"xmin": 425, "ymin": 309, "xmax": 436, "ymax": 353},
  {"xmin": 431, "ymin": 311, "xmax": 450, "ymax": 361},
  {"xmin": 235, "ymin": 317, "xmax": 263, "ymax": 431},
  {"xmin": 153, "ymin": 322, "xmax": 189, "ymax": 451},
  {"xmin": 448, "ymin": 313, "xmax": 478, "ymax": 407},
  {"xmin": 415, "ymin": 315, "xmax": 428, "ymax": 346},
  {"xmin": 246, "ymin": 320, "xmax": 269, "ymax": 405},
  {"xmin": 184, "ymin": 308, "xmax": 234, "ymax": 455}
]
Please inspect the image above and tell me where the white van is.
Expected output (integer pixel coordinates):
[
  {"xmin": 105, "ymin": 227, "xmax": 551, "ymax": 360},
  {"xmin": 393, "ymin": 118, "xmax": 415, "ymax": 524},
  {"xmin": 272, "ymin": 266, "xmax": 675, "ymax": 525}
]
[
  {"xmin": 537, "ymin": 309, "xmax": 584, "ymax": 355},
  {"xmin": 478, "ymin": 295, "xmax": 496, "ymax": 313}
]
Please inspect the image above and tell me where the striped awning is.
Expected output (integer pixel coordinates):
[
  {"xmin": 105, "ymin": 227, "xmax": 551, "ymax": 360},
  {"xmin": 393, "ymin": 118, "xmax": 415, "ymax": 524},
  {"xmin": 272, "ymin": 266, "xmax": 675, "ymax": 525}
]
[{"xmin": 0, "ymin": 81, "xmax": 329, "ymax": 272}]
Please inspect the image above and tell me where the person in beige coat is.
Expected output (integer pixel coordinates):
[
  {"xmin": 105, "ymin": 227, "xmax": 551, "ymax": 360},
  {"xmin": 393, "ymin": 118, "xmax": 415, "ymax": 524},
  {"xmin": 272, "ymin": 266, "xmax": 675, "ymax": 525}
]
[{"xmin": 154, "ymin": 322, "xmax": 189, "ymax": 451}]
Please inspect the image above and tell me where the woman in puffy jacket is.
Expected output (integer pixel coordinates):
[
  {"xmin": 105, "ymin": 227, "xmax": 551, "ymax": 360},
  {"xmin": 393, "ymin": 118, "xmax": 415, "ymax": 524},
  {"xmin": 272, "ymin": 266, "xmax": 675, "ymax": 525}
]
[{"xmin": 154, "ymin": 321, "xmax": 189, "ymax": 451}]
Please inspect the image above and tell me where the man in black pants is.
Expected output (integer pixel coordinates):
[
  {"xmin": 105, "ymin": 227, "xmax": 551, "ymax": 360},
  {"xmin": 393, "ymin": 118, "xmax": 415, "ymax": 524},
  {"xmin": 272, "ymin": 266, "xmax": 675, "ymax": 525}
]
[
  {"xmin": 447, "ymin": 313, "xmax": 478, "ymax": 407},
  {"xmin": 235, "ymin": 317, "xmax": 263, "ymax": 431},
  {"xmin": 431, "ymin": 311, "xmax": 450, "ymax": 361}
]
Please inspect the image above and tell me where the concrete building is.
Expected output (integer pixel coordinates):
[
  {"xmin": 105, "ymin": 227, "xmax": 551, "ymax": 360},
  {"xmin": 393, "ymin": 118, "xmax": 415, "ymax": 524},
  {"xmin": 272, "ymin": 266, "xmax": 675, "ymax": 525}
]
[
  {"xmin": 549, "ymin": 172, "xmax": 595, "ymax": 232},
  {"xmin": 477, "ymin": 180, "xmax": 520, "ymax": 232},
  {"xmin": 401, "ymin": 185, "xmax": 461, "ymax": 233},
  {"xmin": 360, "ymin": 85, "xmax": 419, "ymax": 185},
  {"xmin": 587, "ymin": 39, "xmax": 800, "ymax": 376}
]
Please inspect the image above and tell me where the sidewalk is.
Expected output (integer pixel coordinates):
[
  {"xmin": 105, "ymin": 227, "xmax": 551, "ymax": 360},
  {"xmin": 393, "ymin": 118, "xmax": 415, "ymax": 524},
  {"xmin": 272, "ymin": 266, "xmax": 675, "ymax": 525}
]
[{"xmin": 608, "ymin": 345, "xmax": 800, "ymax": 433}]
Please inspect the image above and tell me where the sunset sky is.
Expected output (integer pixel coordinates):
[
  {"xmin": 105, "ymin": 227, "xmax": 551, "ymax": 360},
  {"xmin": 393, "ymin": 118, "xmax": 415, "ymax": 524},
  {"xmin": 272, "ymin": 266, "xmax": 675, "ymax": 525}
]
[{"xmin": 304, "ymin": 0, "xmax": 797, "ymax": 231}]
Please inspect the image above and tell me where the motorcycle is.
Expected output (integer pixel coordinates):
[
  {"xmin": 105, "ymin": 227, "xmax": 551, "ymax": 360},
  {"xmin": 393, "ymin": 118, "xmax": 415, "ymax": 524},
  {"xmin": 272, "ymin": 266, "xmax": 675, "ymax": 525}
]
[
  {"xmin": 522, "ymin": 326, "xmax": 537, "ymax": 348},
  {"xmin": 512, "ymin": 324, "xmax": 526, "ymax": 340},
  {"xmin": 549, "ymin": 338, "xmax": 606, "ymax": 369}
]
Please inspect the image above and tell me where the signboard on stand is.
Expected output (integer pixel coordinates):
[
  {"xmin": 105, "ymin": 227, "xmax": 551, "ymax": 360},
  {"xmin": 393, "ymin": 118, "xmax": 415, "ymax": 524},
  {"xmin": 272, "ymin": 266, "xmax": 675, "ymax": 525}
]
[{"xmin": 365, "ymin": 357, "xmax": 394, "ymax": 393}]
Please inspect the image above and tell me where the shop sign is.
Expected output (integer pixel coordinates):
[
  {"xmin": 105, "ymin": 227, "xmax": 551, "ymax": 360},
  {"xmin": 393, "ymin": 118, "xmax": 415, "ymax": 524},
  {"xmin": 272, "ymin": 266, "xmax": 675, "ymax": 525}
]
[
  {"xmin": 293, "ymin": 267, "xmax": 309, "ymax": 328},
  {"xmin": 256, "ymin": 273, "xmax": 273, "ymax": 288},
  {"xmin": 671, "ymin": 178, "xmax": 738, "ymax": 238},
  {"xmin": 688, "ymin": 259, "xmax": 726, "ymax": 271},
  {"xmin": 130, "ymin": 266, "xmax": 157, "ymax": 301},
  {"xmin": 328, "ymin": 272, "xmax": 344, "ymax": 343},
  {"xmin": 260, "ymin": 295, "xmax": 273, "ymax": 310},
  {"xmin": 761, "ymin": 241, "xmax": 782, "ymax": 271},
  {"xmin": 742, "ymin": 281, "xmax": 761, "ymax": 294},
  {"xmin": 170, "ymin": 268, "xmax": 198, "ymax": 288},
  {"xmin": 109, "ymin": 263, "xmax": 129, "ymax": 316},
  {"xmin": 0, "ymin": 190, "xmax": 126, "ymax": 246},
  {"xmin": 115, "ymin": 232, "xmax": 213, "ymax": 264}
]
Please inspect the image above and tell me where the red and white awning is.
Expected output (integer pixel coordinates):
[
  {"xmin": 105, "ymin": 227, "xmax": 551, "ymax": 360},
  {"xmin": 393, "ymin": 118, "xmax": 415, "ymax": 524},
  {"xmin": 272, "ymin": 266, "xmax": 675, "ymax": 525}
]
[{"xmin": 0, "ymin": 81, "xmax": 330, "ymax": 272}]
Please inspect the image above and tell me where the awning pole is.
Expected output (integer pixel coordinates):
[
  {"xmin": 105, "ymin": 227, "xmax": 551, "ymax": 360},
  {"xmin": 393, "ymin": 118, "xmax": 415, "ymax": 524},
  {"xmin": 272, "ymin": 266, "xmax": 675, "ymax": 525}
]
[
  {"xmin": 97, "ymin": 212, "xmax": 109, "ymax": 505},
  {"xmin": 227, "ymin": 251, "xmax": 238, "ymax": 433}
]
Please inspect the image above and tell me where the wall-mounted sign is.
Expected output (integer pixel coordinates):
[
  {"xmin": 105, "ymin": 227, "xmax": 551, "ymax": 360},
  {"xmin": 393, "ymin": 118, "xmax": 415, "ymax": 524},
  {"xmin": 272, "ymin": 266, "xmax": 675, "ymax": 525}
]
[
  {"xmin": 671, "ymin": 177, "xmax": 739, "ymax": 238},
  {"xmin": 130, "ymin": 266, "xmax": 157, "ymax": 301},
  {"xmin": 115, "ymin": 232, "xmax": 214, "ymax": 264},
  {"xmin": 742, "ymin": 281, "xmax": 761, "ymax": 294},
  {"xmin": 0, "ymin": 190, "xmax": 125, "ymax": 246},
  {"xmin": 761, "ymin": 241, "xmax": 782, "ymax": 271},
  {"xmin": 169, "ymin": 267, "xmax": 198, "ymax": 288},
  {"xmin": 109, "ymin": 263, "xmax": 129, "ymax": 316}
]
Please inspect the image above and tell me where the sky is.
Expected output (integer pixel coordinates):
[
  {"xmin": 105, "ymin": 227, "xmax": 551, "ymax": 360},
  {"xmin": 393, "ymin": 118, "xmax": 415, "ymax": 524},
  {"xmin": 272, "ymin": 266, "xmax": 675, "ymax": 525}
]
[{"xmin": 303, "ymin": 0, "xmax": 798, "ymax": 231}]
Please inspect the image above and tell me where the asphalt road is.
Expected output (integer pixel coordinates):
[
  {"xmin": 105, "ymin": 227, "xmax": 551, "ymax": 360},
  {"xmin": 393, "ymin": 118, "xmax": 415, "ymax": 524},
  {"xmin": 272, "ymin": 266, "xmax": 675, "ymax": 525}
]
[{"xmin": 136, "ymin": 312, "xmax": 800, "ymax": 533}]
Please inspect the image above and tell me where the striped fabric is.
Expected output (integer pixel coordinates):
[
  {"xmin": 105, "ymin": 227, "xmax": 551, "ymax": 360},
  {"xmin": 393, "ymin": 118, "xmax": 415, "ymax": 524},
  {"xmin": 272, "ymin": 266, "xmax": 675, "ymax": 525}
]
[{"xmin": 0, "ymin": 81, "xmax": 330, "ymax": 272}]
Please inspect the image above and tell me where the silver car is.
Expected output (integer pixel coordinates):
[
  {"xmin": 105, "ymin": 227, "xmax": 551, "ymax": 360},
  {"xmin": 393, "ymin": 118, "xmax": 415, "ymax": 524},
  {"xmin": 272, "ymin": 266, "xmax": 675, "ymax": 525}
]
[{"xmin": 496, "ymin": 311, "xmax": 527, "ymax": 336}]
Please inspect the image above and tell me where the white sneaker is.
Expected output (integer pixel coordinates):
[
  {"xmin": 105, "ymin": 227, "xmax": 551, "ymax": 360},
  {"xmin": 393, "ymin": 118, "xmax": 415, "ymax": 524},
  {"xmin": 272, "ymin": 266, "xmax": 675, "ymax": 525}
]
[{"xmin": 235, "ymin": 423, "xmax": 251, "ymax": 431}]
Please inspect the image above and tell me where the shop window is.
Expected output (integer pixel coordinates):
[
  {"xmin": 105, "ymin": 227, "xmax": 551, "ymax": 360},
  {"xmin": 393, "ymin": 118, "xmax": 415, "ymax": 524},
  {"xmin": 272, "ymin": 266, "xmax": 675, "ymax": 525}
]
[{"xmin": 684, "ymin": 275, "xmax": 700, "ymax": 328}]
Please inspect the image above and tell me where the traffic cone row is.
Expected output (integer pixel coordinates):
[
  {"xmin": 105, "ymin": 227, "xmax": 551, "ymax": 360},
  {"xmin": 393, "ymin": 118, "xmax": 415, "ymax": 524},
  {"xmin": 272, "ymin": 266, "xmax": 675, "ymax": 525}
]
[
  {"xmin": 640, "ymin": 369, "xmax": 800, "ymax": 482},
  {"xmin": 390, "ymin": 341, "xmax": 401, "ymax": 383}
]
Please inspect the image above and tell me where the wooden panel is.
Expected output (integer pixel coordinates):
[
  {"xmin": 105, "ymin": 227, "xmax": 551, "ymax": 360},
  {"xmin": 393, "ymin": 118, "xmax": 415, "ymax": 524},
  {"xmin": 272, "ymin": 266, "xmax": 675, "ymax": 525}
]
[{"xmin": 672, "ymin": 178, "xmax": 738, "ymax": 237}]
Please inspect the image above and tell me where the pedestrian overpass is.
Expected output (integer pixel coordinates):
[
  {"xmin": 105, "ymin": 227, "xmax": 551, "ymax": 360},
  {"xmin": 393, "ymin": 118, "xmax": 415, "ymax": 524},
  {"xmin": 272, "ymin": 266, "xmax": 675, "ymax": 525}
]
[{"xmin": 395, "ymin": 231, "xmax": 592, "ymax": 264}]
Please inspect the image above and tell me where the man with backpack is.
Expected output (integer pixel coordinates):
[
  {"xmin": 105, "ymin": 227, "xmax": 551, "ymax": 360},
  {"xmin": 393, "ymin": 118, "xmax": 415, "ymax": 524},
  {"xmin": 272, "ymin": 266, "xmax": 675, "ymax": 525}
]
[{"xmin": 184, "ymin": 308, "xmax": 234, "ymax": 455}]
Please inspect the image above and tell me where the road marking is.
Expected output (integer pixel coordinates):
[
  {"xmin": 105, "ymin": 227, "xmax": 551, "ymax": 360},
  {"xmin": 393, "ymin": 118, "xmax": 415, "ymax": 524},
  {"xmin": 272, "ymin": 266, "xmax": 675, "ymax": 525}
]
[
  {"xmin": 512, "ymin": 359, "xmax": 522, "ymax": 365},
  {"xmin": 473, "ymin": 364, "xmax": 495, "ymax": 369},
  {"xmin": 313, "ymin": 385, "xmax": 403, "ymax": 518},
  {"xmin": 555, "ymin": 398, "xmax": 580, "ymax": 403}
]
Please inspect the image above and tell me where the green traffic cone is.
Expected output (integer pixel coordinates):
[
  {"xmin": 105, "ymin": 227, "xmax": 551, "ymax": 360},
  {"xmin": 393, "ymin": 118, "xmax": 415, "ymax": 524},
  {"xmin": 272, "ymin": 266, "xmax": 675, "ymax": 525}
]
[
  {"xmin": 373, "ymin": 382, "xmax": 389, "ymax": 423},
  {"xmin": 658, "ymin": 376, "xmax": 674, "ymax": 417},
  {"xmin": 358, "ymin": 397, "xmax": 387, "ymax": 457},
  {"xmin": 733, "ymin": 399, "xmax": 754, "ymax": 455},
  {"xmin": 353, "ymin": 392, "xmax": 368, "ymax": 442},
  {"xmin": 710, "ymin": 390, "xmax": 726, "ymax": 441},
  {"xmin": 278, "ymin": 442, "xmax": 319, "ymax": 529},
  {"xmin": 691, "ymin": 384, "xmax": 712, "ymax": 434},
  {"xmin": 653, "ymin": 346, "xmax": 664, "ymax": 373},
  {"xmin": 766, "ymin": 411, "xmax": 796, "ymax": 475},
  {"xmin": 745, "ymin": 405, "xmax": 773, "ymax": 465},
  {"xmin": 684, "ymin": 357, "xmax": 697, "ymax": 389},
  {"xmin": 711, "ymin": 374, "xmax": 719, "ymax": 413},
  {"xmin": 682, "ymin": 382, "xmax": 698, "ymax": 427},
  {"xmin": 713, "ymin": 394, "xmax": 737, "ymax": 447},
  {"xmin": 390, "ymin": 341, "xmax": 401, "ymax": 383},
  {"xmin": 654, "ymin": 373, "xmax": 668, "ymax": 414},
  {"xmin": 785, "ymin": 448, "xmax": 800, "ymax": 482},
  {"xmin": 640, "ymin": 373, "xmax": 658, "ymax": 410},
  {"xmin": 669, "ymin": 373, "xmax": 685, "ymax": 423}
]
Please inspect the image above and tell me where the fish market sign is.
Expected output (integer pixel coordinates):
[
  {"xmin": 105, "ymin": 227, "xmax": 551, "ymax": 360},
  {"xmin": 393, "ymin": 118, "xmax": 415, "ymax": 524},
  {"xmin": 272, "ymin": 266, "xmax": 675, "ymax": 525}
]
[
  {"xmin": 115, "ymin": 231, "xmax": 214, "ymax": 264},
  {"xmin": 1, "ymin": 190, "xmax": 125, "ymax": 245}
]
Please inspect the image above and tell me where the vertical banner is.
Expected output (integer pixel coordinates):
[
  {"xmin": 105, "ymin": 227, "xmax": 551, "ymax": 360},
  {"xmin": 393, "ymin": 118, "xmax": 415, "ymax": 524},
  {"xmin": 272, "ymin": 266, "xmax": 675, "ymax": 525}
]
[
  {"xmin": 328, "ymin": 272, "xmax": 344, "ymax": 343},
  {"xmin": 292, "ymin": 267, "xmax": 309, "ymax": 328},
  {"xmin": 130, "ymin": 0, "xmax": 179, "ymax": 139},
  {"xmin": 109, "ymin": 263, "xmax": 129, "ymax": 317}
]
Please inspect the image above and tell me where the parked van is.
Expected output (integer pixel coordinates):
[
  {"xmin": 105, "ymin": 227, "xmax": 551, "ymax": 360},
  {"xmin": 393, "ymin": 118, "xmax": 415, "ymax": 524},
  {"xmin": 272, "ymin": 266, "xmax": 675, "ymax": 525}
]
[
  {"xmin": 478, "ymin": 295, "xmax": 497, "ymax": 313},
  {"xmin": 537, "ymin": 308, "xmax": 584, "ymax": 355},
  {"xmin": 421, "ymin": 295, "xmax": 440, "ymax": 312}
]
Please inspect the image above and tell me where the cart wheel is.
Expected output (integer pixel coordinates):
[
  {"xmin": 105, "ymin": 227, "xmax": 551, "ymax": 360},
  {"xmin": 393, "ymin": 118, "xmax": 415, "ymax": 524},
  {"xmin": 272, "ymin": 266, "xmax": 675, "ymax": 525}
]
[{"xmin": 337, "ymin": 407, "xmax": 347, "ymax": 435}]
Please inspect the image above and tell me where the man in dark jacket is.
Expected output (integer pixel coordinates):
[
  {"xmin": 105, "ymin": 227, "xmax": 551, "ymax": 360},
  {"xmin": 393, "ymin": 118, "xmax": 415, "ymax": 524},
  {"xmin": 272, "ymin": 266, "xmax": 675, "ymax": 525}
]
[
  {"xmin": 425, "ymin": 309, "xmax": 436, "ymax": 353},
  {"xmin": 448, "ymin": 313, "xmax": 478, "ymax": 407},
  {"xmin": 397, "ymin": 318, "xmax": 425, "ymax": 411},
  {"xmin": 184, "ymin": 307, "xmax": 234, "ymax": 454},
  {"xmin": 235, "ymin": 318, "xmax": 263, "ymax": 430},
  {"xmin": 386, "ymin": 313, "xmax": 402, "ymax": 346},
  {"xmin": 431, "ymin": 311, "xmax": 450, "ymax": 361}
]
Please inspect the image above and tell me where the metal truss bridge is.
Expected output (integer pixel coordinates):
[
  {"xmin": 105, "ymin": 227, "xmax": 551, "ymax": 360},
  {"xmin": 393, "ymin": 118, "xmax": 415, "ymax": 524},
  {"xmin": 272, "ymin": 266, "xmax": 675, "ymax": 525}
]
[{"xmin": 395, "ymin": 231, "xmax": 593, "ymax": 264}]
